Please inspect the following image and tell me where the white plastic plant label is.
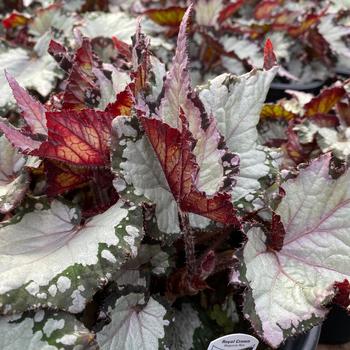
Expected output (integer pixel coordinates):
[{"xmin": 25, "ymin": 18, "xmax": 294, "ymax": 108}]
[{"xmin": 207, "ymin": 333, "xmax": 259, "ymax": 350}]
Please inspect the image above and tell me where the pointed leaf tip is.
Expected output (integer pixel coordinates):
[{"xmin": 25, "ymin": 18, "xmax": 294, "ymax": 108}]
[
  {"xmin": 263, "ymin": 38, "xmax": 277, "ymax": 70},
  {"xmin": 177, "ymin": 4, "xmax": 193, "ymax": 45},
  {"xmin": 5, "ymin": 71, "xmax": 47, "ymax": 135}
]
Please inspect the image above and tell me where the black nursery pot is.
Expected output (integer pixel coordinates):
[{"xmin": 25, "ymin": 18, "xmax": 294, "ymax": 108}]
[
  {"xmin": 278, "ymin": 325, "xmax": 321, "ymax": 350},
  {"xmin": 319, "ymin": 304, "xmax": 350, "ymax": 344},
  {"xmin": 266, "ymin": 80, "xmax": 327, "ymax": 103}
]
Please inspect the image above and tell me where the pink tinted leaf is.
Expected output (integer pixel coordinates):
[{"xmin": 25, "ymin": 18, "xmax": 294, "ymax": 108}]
[
  {"xmin": 5, "ymin": 72, "xmax": 47, "ymax": 135},
  {"xmin": 158, "ymin": 4, "xmax": 197, "ymax": 130},
  {"xmin": 0, "ymin": 121, "xmax": 41, "ymax": 154},
  {"xmin": 158, "ymin": 5, "xmax": 227, "ymax": 194},
  {"xmin": 241, "ymin": 154, "xmax": 350, "ymax": 347}
]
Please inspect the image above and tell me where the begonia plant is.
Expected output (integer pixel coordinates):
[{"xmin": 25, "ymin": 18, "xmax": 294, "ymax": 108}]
[{"xmin": 0, "ymin": 2, "xmax": 349, "ymax": 350}]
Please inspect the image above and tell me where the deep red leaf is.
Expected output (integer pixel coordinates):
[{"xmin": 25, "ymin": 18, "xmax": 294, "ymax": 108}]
[
  {"xmin": 304, "ymin": 29, "xmax": 331, "ymax": 63},
  {"xmin": 140, "ymin": 115, "xmax": 239, "ymax": 226},
  {"xmin": 62, "ymin": 37, "xmax": 101, "ymax": 110},
  {"xmin": 105, "ymin": 85, "xmax": 134, "ymax": 117},
  {"xmin": 266, "ymin": 212, "xmax": 286, "ymax": 252},
  {"xmin": 333, "ymin": 279, "xmax": 350, "ymax": 311},
  {"xmin": 45, "ymin": 160, "xmax": 92, "ymax": 196}
]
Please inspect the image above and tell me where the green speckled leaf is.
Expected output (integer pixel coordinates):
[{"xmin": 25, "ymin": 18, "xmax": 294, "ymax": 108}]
[
  {"xmin": 0, "ymin": 199, "xmax": 143, "ymax": 314},
  {"xmin": 0, "ymin": 309, "xmax": 97, "ymax": 349},
  {"xmin": 240, "ymin": 154, "xmax": 350, "ymax": 347},
  {"xmin": 96, "ymin": 293, "xmax": 170, "ymax": 350}
]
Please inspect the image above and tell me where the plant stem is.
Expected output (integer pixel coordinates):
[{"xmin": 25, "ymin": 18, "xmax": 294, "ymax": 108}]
[{"xmin": 179, "ymin": 210, "xmax": 196, "ymax": 279}]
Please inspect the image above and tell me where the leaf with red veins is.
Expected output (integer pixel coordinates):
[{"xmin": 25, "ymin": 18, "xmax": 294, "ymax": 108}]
[
  {"xmin": 105, "ymin": 85, "xmax": 134, "ymax": 117},
  {"xmin": 6, "ymin": 72, "xmax": 47, "ymax": 135},
  {"xmin": 304, "ymin": 85, "xmax": 346, "ymax": 117},
  {"xmin": 218, "ymin": 0, "xmax": 244, "ymax": 22},
  {"xmin": 35, "ymin": 109, "xmax": 113, "ymax": 166},
  {"xmin": 240, "ymin": 154, "xmax": 350, "ymax": 347},
  {"xmin": 62, "ymin": 37, "xmax": 101, "ymax": 110},
  {"xmin": 266, "ymin": 212, "xmax": 286, "ymax": 252},
  {"xmin": 333, "ymin": 279, "xmax": 350, "ymax": 311},
  {"xmin": 141, "ymin": 116, "xmax": 239, "ymax": 226},
  {"xmin": 49, "ymin": 37, "xmax": 102, "ymax": 111},
  {"xmin": 0, "ymin": 121, "xmax": 41, "ymax": 154},
  {"xmin": 45, "ymin": 160, "xmax": 92, "ymax": 196},
  {"xmin": 158, "ymin": 5, "xmax": 226, "ymax": 195},
  {"xmin": 263, "ymin": 39, "xmax": 277, "ymax": 70},
  {"xmin": 144, "ymin": 7, "xmax": 186, "ymax": 27}
]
